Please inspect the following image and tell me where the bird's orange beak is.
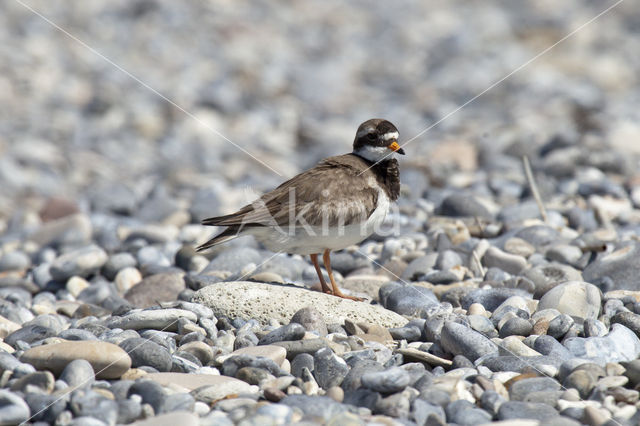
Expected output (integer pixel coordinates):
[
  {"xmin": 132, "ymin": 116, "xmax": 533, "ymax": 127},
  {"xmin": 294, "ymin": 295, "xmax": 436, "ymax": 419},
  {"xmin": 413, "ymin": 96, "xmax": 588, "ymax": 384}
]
[{"xmin": 387, "ymin": 141, "xmax": 405, "ymax": 155}]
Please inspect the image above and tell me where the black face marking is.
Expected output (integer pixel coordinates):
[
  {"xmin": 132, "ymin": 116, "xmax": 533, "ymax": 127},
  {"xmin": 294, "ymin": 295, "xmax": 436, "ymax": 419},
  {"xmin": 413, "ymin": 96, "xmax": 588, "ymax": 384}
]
[{"xmin": 352, "ymin": 119, "xmax": 399, "ymax": 152}]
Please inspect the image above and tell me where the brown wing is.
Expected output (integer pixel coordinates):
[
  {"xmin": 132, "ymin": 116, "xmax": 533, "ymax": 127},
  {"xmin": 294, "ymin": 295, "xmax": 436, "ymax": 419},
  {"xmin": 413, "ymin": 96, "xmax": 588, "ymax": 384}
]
[{"xmin": 202, "ymin": 154, "xmax": 380, "ymax": 229}]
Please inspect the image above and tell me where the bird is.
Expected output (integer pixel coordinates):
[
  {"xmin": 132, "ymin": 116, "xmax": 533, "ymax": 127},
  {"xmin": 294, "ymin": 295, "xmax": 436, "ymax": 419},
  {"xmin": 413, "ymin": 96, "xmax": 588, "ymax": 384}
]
[{"xmin": 197, "ymin": 118, "xmax": 404, "ymax": 300}]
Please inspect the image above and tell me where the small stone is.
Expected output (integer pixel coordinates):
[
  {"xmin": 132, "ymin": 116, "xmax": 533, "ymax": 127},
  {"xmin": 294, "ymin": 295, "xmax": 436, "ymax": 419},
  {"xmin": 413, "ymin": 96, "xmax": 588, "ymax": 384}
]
[
  {"xmin": 50, "ymin": 245, "xmax": 108, "ymax": 281},
  {"xmin": 124, "ymin": 273, "xmax": 185, "ymax": 308},
  {"xmin": 290, "ymin": 306, "xmax": 328, "ymax": 337},
  {"xmin": 124, "ymin": 410, "xmax": 199, "ymax": 426},
  {"xmin": 115, "ymin": 267, "xmax": 143, "ymax": 294},
  {"xmin": 326, "ymin": 386, "xmax": 344, "ymax": 403},
  {"xmin": 264, "ymin": 387, "xmax": 286, "ymax": 402},
  {"xmin": 382, "ymin": 284, "xmax": 439, "ymax": 316},
  {"xmin": 313, "ymin": 347, "xmax": 349, "ymax": 389},
  {"xmin": 29, "ymin": 214, "xmax": 92, "ymax": 249},
  {"xmin": 497, "ymin": 401, "xmax": 559, "ymax": 421},
  {"xmin": 388, "ymin": 325, "xmax": 422, "ymax": 342},
  {"xmin": 440, "ymin": 321, "xmax": 499, "ymax": 361},
  {"xmin": 499, "ymin": 317, "xmax": 533, "ymax": 338},
  {"xmin": 259, "ymin": 323, "xmax": 306, "ymax": 345},
  {"xmin": 9, "ymin": 371, "xmax": 55, "ymax": 393},
  {"xmin": 583, "ymin": 243, "xmax": 640, "ymax": 291},
  {"xmin": 524, "ymin": 263, "xmax": 584, "ymax": 298},
  {"xmin": 503, "ymin": 238, "xmax": 535, "ymax": 258},
  {"xmin": 191, "ymin": 379, "xmax": 258, "ymax": 403},
  {"xmin": 20, "ymin": 341, "xmax": 131, "ymax": 379},
  {"xmin": 119, "ymin": 338, "xmax": 172, "ymax": 372},
  {"xmin": 0, "ymin": 251, "xmax": 31, "ymax": 272},
  {"xmin": 509, "ymin": 377, "xmax": 561, "ymax": 401},
  {"xmin": 547, "ymin": 314, "xmax": 574, "ymax": 339},
  {"xmin": 66, "ymin": 276, "xmax": 90, "ymax": 298},
  {"xmin": 0, "ymin": 389, "xmax": 30, "ymax": 425},
  {"xmin": 564, "ymin": 323, "xmax": 640, "ymax": 364},
  {"xmin": 280, "ymin": 394, "xmax": 349, "ymax": 421},
  {"xmin": 179, "ymin": 341, "xmax": 214, "ymax": 365},
  {"xmin": 107, "ymin": 308, "xmax": 197, "ymax": 331},
  {"xmin": 611, "ymin": 311, "xmax": 640, "ymax": 339},
  {"xmin": 273, "ymin": 338, "xmax": 328, "ymax": 359},
  {"xmin": 361, "ymin": 367, "xmax": 410, "ymax": 393},
  {"xmin": 445, "ymin": 400, "xmax": 491, "ymax": 425},
  {"xmin": 237, "ymin": 367, "xmax": 275, "ymax": 385},
  {"xmin": 461, "ymin": 288, "xmax": 532, "ymax": 311},
  {"xmin": 483, "ymin": 246, "xmax": 527, "ymax": 275},
  {"xmin": 24, "ymin": 393, "xmax": 66, "ymax": 423},
  {"xmin": 437, "ymin": 193, "xmax": 493, "ymax": 219},
  {"xmin": 226, "ymin": 345, "xmax": 287, "ymax": 367},
  {"xmin": 4, "ymin": 324, "xmax": 57, "ymax": 347},
  {"xmin": 537, "ymin": 281, "xmax": 601, "ymax": 321},
  {"xmin": 467, "ymin": 303, "xmax": 487, "ymax": 316},
  {"xmin": 60, "ymin": 359, "xmax": 95, "ymax": 390},
  {"xmin": 546, "ymin": 244, "xmax": 583, "ymax": 265},
  {"xmin": 375, "ymin": 390, "xmax": 411, "ymax": 418},
  {"xmin": 70, "ymin": 390, "xmax": 118, "ymax": 425}
]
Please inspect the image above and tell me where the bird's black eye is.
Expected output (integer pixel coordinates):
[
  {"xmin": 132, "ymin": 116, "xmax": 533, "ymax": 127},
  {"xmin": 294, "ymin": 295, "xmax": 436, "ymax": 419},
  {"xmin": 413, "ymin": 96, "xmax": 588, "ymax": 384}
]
[{"xmin": 367, "ymin": 133, "xmax": 376, "ymax": 140}]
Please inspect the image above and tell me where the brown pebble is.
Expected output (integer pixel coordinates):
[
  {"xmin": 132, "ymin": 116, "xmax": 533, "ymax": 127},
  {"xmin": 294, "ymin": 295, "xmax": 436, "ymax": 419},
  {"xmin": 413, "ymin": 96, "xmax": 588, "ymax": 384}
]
[
  {"xmin": 532, "ymin": 319, "xmax": 549, "ymax": 335},
  {"xmin": 263, "ymin": 387, "xmax": 286, "ymax": 402},
  {"xmin": 326, "ymin": 386, "xmax": 344, "ymax": 402}
]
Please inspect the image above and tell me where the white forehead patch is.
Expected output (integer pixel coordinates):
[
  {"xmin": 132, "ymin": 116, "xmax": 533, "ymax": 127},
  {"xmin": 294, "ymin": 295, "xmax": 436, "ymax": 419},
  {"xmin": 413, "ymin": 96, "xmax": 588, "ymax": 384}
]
[
  {"xmin": 356, "ymin": 127, "xmax": 376, "ymax": 139},
  {"xmin": 383, "ymin": 132, "xmax": 399, "ymax": 141}
]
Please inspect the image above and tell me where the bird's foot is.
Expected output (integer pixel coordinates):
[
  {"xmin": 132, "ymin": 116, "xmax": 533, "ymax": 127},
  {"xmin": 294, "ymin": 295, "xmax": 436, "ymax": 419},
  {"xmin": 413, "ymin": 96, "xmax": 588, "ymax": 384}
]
[{"xmin": 331, "ymin": 290, "xmax": 363, "ymax": 302}]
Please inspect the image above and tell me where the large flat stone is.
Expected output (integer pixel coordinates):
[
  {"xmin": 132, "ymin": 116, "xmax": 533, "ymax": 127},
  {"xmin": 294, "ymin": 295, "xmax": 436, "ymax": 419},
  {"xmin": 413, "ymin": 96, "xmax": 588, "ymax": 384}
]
[
  {"xmin": 192, "ymin": 282, "xmax": 408, "ymax": 327},
  {"xmin": 146, "ymin": 372, "xmax": 248, "ymax": 391},
  {"xmin": 20, "ymin": 341, "xmax": 131, "ymax": 379}
]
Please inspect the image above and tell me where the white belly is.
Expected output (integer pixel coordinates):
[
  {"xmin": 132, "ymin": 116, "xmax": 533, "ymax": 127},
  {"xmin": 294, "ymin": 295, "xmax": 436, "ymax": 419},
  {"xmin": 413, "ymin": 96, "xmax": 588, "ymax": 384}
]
[{"xmin": 247, "ymin": 190, "xmax": 390, "ymax": 255}]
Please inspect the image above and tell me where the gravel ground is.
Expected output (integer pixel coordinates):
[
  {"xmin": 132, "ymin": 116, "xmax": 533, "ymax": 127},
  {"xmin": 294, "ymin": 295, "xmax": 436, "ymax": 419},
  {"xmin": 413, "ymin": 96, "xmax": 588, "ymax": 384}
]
[{"xmin": 2, "ymin": 1, "xmax": 640, "ymax": 425}]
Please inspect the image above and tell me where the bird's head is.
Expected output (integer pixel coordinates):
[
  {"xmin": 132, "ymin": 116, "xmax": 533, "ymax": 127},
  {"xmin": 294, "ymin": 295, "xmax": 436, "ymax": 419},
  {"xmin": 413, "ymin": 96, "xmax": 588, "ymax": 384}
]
[{"xmin": 352, "ymin": 118, "xmax": 404, "ymax": 163}]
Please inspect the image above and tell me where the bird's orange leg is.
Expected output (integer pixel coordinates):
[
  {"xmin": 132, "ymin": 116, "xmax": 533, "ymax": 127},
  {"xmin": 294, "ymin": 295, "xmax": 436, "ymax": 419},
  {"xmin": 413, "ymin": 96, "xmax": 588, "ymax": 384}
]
[
  {"xmin": 323, "ymin": 249, "xmax": 363, "ymax": 301},
  {"xmin": 310, "ymin": 253, "xmax": 332, "ymax": 294}
]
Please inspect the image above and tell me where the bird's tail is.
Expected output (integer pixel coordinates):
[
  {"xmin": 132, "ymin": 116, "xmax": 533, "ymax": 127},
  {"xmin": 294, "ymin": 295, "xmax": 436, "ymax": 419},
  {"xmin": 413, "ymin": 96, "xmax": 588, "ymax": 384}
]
[{"xmin": 196, "ymin": 226, "xmax": 241, "ymax": 252}]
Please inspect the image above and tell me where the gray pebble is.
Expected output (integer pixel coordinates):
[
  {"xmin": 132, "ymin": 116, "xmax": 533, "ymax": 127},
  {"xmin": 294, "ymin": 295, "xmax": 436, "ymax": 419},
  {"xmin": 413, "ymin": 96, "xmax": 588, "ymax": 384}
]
[
  {"xmin": 102, "ymin": 252, "xmax": 137, "ymax": 281},
  {"xmin": 70, "ymin": 390, "xmax": 118, "ymax": 425},
  {"xmin": 4, "ymin": 324, "xmax": 57, "ymax": 347},
  {"xmin": 0, "ymin": 251, "xmax": 31, "ymax": 272},
  {"xmin": 497, "ymin": 401, "xmax": 558, "ymax": 421},
  {"xmin": 50, "ymin": 245, "xmax": 108, "ymax": 281},
  {"xmin": 0, "ymin": 390, "xmax": 30, "ymax": 425},
  {"xmin": 509, "ymin": 377, "xmax": 561, "ymax": 401},
  {"xmin": 383, "ymin": 284, "xmax": 439, "ymax": 316},
  {"xmin": 290, "ymin": 306, "xmax": 328, "ymax": 337},
  {"xmin": 499, "ymin": 316, "xmax": 533, "ymax": 338},
  {"xmin": 437, "ymin": 193, "xmax": 493, "ymax": 219},
  {"xmin": 291, "ymin": 353, "xmax": 314, "ymax": 378},
  {"xmin": 313, "ymin": 347, "xmax": 349, "ymax": 389},
  {"xmin": 24, "ymin": 392, "xmax": 67, "ymax": 423},
  {"xmin": 259, "ymin": 323, "xmax": 306, "ymax": 345},
  {"xmin": 583, "ymin": 243, "xmax": 640, "ymax": 291},
  {"xmin": 280, "ymin": 395, "xmax": 349, "ymax": 421},
  {"xmin": 440, "ymin": 321, "xmax": 499, "ymax": 361},
  {"xmin": 445, "ymin": 400, "xmax": 492, "ymax": 425},
  {"xmin": 361, "ymin": 367, "xmax": 410, "ymax": 393},
  {"xmin": 547, "ymin": 314, "xmax": 574, "ymax": 339},
  {"xmin": 611, "ymin": 311, "xmax": 640, "ymax": 339},
  {"xmin": 119, "ymin": 337, "xmax": 173, "ymax": 372},
  {"xmin": 60, "ymin": 359, "xmax": 95, "ymax": 390}
]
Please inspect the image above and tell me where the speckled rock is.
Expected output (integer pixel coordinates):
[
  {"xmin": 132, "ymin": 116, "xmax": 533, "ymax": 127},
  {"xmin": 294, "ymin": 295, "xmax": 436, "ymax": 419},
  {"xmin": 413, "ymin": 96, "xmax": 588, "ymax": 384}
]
[{"xmin": 192, "ymin": 282, "xmax": 408, "ymax": 327}]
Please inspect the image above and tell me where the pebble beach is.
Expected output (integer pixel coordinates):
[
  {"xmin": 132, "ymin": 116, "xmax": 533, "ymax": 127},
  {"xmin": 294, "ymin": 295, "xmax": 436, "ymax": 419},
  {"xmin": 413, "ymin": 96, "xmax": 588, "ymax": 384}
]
[{"xmin": 2, "ymin": 1, "xmax": 640, "ymax": 425}]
